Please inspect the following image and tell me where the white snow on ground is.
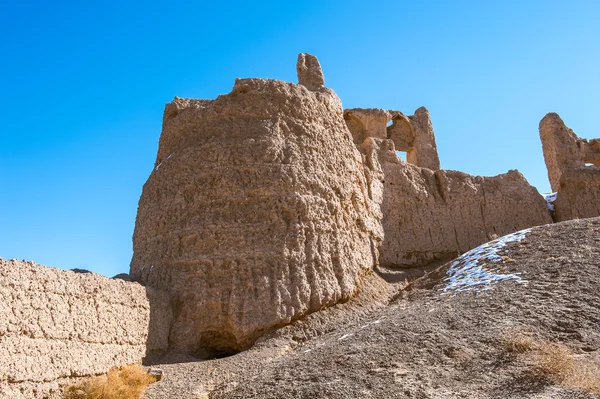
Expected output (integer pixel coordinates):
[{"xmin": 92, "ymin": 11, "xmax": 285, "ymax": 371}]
[
  {"xmin": 338, "ymin": 333, "xmax": 354, "ymax": 341},
  {"xmin": 155, "ymin": 153, "xmax": 174, "ymax": 171},
  {"xmin": 360, "ymin": 318, "xmax": 386, "ymax": 329},
  {"xmin": 442, "ymin": 229, "xmax": 531, "ymax": 294},
  {"xmin": 542, "ymin": 192, "xmax": 557, "ymax": 211}
]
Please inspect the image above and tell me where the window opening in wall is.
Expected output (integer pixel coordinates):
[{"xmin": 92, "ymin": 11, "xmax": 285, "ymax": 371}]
[
  {"xmin": 387, "ymin": 120, "xmax": 393, "ymax": 128},
  {"xmin": 585, "ymin": 163, "xmax": 594, "ymax": 167},
  {"xmin": 395, "ymin": 150, "xmax": 407, "ymax": 161}
]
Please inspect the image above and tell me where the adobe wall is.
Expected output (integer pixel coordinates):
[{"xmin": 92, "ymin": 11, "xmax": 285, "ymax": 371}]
[
  {"xmin": 344, "ymin": 107, "xmax": 440, "ymax": 170},
  {"xmin": 539, "ymin": 113, "xmax": 600, "ymax": 221},
  {"xmin": 0, "ymin": 259, "xmax": 171, "ymax": 399},
  {"xmin": 359, "ymin": 137, "xmax": 552, "ymax": 268},
  {"xmin": 130, "ymin": 54, "xmax": 382, "ymax": 357}
]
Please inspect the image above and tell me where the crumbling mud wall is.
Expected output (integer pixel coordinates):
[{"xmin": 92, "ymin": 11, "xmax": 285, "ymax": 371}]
[
  {"xmin": 130, "ymin": 54, "xmax": 382, "ymax": 357},
  {"xmin": 540, "ymin": 113, "xmax": 600, "ymax": 221},
  {"xmin": 0, "ymin": 259, "xmax": 171, "ymax": 399},
  {"xmin": 344, "ymin": 107, "xmax": 440, "ymax": 170},
  {"xmin": 358, "ymin": 136, "xmax": 552, "ymax": 268}
]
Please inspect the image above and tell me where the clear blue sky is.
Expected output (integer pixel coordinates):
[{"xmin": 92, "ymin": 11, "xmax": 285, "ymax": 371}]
[{"xmin": 1, "ymin": 1, "xmax": 598, "ymax": 277}]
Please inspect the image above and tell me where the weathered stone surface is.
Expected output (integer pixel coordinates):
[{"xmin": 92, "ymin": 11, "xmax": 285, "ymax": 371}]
[
  {"xmin": 345, "ymin": 107, "xmax": 441, "ymax": 170},
  {"xmin": 552, "ymin": 167, "xmax": 600, "ymax": 221},
  {"xmin": 396, "ymin": 107, "xmax": 440, "ymax": 171},
  {"xmin": 361, "ymin": 138, "xmax": 552, "ymax": 268},
  {"xmin": 130, "ymin": 57, "xmax": 382, "ymax": 357},
  {"xmin": 344, "ymin": 108, "xmax": 392, "ymax": 143},
  {"xmin": 296, "ymin": 53, "xmax": 325, "ymax": 91},
  {"xmin": 540, "ymin": 113, "xmax": 600, "ymax": 221},
  {"xmin": 0, "ymin": 258, "xmax": 171, "ymax": 398}
]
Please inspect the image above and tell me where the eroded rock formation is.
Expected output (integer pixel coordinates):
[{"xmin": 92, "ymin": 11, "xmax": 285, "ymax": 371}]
[
  {"xmin": 344, "ymin": 107, "xmax": 440, "ymax": 170},
  {"xmin": 540, "ymin": 113, "xmax": 600, "ymax": 221},
  {"xmin": 130, "ymin": 53, "xmax": 559, "ymax": 356},
  {"xmin": 5, "ymin": 53, "xmax": 600, "ymax": 398},
  {"xmin": 130, "ymin": 55, "xmax": 382, "ymax": 357},
  {"xmin": 296, "ymin": 53, "xmax": 325, "ymax": 91},
  {"xmin": 0, "ymin": 258, "xmax": 171, "ymax": 398},
  {"xmin": 360, "ymin": 138, "xmax": 552, "ymax": 268}
]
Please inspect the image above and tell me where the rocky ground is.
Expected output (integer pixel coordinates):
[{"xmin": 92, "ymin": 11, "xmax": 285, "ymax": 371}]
[{"xmin": 144, "ymin": 218, "xmax": 600, "ymax": 398}]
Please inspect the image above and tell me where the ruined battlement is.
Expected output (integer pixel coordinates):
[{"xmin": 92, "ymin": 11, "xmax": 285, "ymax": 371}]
[
  {"xmin": 344, "ymin": 106, "xmax": 440, "ymax": 170},
  {"xmin": 540, "ymin": 112, "xmax": 600, "ymax": 221},
  {"xmin": 2, "ymin": 53, "xmax": 599, "ymax": 397}
]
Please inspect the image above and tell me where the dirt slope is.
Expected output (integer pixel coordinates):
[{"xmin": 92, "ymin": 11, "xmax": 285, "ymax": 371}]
[{"xmin": 144, "ymin": 217, "xmax": 600, "ymax": 399}]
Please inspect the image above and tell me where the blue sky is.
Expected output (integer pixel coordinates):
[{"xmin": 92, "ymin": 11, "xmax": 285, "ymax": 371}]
[{"xmin": 1, "ymin": 1, "xmax": 598, "ymax": 277}]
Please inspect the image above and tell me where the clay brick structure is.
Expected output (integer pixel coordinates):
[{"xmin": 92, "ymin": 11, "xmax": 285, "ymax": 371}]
[
  {"xmin": 130, "ymin": 54, "xmax": 382, "ymax": 357},
  {"xmin": 8, "ymin": 55, "xmax": 594, "ymax": 396},
  {"xmin": 296, "ymin": 53, "xmax": 325, "ymax": 91},
  {"xmin": 129, "ymin": 53, "xmax": 555, "ymax": 356},
  {"xmin": 0, "ymin": 258, "xmax": 171, "ymax": 398},
  {"xmin": 540, "ymin": 113, "xmax": 600, "ymax": 221},
  {"xmin": 359, "ymin": 138, "xmax": 552, "ymax": 268},
  {"xmin": 344, "ymin": 107, "xmax": 440, "ymax": 170}
]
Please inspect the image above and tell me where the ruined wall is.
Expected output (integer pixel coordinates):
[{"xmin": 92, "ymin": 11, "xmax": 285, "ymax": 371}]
[
  {"xmin": 130, "ymin": 54, "xmax": 382, "ymax": 357},
  {"xmin": 540, "ymin": 113, "xmax": 600, "ymax": 221},
  {"xmin": 552, "ymin": 168, "xmax": 600, "ymax": 221},
  {"xmin": 540, "ymin": 113, "xmax": 600, "ymax": 192},
  {"xmin": 344, "ymin": 107, "xmax": 440, "ymax": 170},
  {"xmin": 0, "ymin": 259, "xmax": 171, "ymax": 399},
  {"xmin": 361, "ymin": 138, "xmax": 552, "ymax": 268}
]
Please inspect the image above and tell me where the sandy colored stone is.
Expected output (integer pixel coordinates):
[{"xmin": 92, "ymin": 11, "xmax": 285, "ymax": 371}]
[
  {"xmin": 360, "ymin": 138, "xmax": 552, "ymax": 268},
  {"xmin": 344, "ymin": 108, "xmax": 392, "ymax": 143},
  {"xmin": 0, "ymin": 258, "xmax": 171, "ymax": 398},
  {"xmin": 397, "ymin": 107, "xmax": 441, "ymax": 171},
  {"xmin": 539, "ymin": 112, "xmax": 600, "ymax": 221},
  {"xmin": 130, "ymin": 55, "xmax": 382, "ymax": 357},
  {"xmin": 552, "ymin": 167, "xmax": 600, "ymax": 221},
  {"xmin": 345, "ymin": 107, "xmax": 441, "ymax": 170},
  {"xmin": 296, "ymin": 53, "xmax": 325, "ymax": 91},
  {"xmin": 145, "ymin": 218, "xmax": 600, "ymax": 399}
]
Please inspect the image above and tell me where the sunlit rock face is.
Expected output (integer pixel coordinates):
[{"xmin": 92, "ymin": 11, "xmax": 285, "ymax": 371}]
[
  {"xmin": 130, "ymin": 55, "xmax": 382, "ymax": 357},
  {"xmin": 539, "ymin": 113, "xmax": 600, "ymax": 221},
  {"xmin": 359, "ymin": 137, "xmax": 552, "ymax": 268},
  {"xmin": 0, "ymin": 258, "xmax": 171, "ymax": 397}
]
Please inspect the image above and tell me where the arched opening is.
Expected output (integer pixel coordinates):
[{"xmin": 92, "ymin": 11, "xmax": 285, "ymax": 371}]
[
  {"xmin": 387, "ymin": 114, "xmax": 415, "ymax": 153},
  {"xmin": 343, "ymin": 111, "xmax": 369, "ymax": 144}
]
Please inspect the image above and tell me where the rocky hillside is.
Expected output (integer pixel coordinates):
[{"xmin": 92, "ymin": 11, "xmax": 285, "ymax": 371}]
[{"xmin": 144, "ymin": 217, "xmax": 600, "ymax": 398}]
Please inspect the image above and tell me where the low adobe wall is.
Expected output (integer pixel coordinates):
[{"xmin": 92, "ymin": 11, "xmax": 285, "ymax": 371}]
[
  {"xmin": 361, "ymin": 138, "xmax": 553, "ymax": 268},
  {"xmin": 0, "ymin": 259, "xmax": 171, "ymax": 398}
]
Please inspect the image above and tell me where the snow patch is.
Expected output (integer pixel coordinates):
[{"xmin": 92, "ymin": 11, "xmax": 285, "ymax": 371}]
[
  {"xmin": 442, "ymin": 229, "xmax": 531, "ymax": 294},
  {"xmin": 542, "ymin": 192, "xmax": 557, "ymax": 211},
  {"xmin": 360, "ymin": 317, "xmax": 386, "ymax": 329},
  {"xmin": 338, "ymin": 333, "xmax": 353, "ymax": 341},
  {"xmin": 155, "ymin": 153, "xmax": 174, "ymax": 171}
]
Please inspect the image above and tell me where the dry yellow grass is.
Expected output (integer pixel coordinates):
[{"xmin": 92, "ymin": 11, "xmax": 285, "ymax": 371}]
[
  {"xmin": 63, "ymin": 364, "xmax": 156, "ymax": 399},
  {"xmin": 533, "ymin": 341, "xmax": 600, "ymax": 394},
  {"xmin": 503, "ymin": 330, "xmax": 600, "ymax": 395}
]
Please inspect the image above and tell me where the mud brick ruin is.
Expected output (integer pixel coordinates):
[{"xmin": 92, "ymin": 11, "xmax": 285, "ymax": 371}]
[{"xmin": 1, "ymin": 54, "xmax": 598, "ymax": 397}]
